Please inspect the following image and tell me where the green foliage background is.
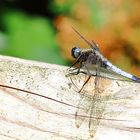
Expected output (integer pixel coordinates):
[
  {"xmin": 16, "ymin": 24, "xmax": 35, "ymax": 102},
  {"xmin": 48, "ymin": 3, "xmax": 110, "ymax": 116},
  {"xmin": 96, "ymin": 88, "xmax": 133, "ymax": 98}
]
[{"xmin": 0, "ymin": 1, "xmax": 72, "ymax": 65}]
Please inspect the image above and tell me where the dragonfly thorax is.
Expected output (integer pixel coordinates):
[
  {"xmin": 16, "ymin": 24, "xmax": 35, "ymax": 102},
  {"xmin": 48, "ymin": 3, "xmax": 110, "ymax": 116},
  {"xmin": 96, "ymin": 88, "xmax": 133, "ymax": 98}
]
[{"xmin": 71, "ymin": 47, "xmax": 82, "ymax": 58}]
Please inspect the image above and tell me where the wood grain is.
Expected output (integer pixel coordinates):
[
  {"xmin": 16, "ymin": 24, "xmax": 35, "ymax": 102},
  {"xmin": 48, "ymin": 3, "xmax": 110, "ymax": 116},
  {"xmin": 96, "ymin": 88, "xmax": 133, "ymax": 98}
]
[{"xmin": 0, "ymin": 55, "xmax": 140, "ymax": 140}]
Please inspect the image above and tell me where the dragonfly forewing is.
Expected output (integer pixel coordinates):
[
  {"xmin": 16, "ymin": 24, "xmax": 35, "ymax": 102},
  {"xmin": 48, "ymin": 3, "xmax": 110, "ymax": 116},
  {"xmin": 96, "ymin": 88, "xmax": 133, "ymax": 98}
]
[
  {"xmin": 75, "ymin": 93, "xmax": 93, "ymax": 128},
  {"xmin": 75, "ymin": 74, "xmax": 109, "ymax": 137},
  {"xmin": 88, "ymin": 94, "xmax": 107, "ymax": 137}
]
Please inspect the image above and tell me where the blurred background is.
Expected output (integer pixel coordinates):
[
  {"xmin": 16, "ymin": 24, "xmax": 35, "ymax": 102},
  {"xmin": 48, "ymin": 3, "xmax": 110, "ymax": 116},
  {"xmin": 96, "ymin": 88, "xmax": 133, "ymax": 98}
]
[{"xmin": 0, "ymin": 0, "xmax": 140, "ymax": 76}]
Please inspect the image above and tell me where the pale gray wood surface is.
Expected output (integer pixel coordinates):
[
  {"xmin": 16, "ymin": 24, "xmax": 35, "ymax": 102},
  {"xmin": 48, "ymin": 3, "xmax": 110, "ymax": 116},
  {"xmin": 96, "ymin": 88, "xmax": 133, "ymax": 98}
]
[{"xmin": 0, "ymin": 55, "xmax": 140, "ymax": 140}]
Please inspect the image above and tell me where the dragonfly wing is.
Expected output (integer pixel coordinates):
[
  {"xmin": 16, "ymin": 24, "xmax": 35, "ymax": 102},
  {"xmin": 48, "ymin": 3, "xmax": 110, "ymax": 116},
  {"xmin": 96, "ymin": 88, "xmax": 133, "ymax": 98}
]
[
  {"xmin": 72, "ymin": 27, "xmax": 99, "ymax": 50},
  {"xmin": 75, "ymin": 92, "xmax": 93, "ymax": 128},
  {"xmin": 99, "ymin": 67, "xmax": 132, "ymax": 81},
  {"xmin": 82, "ymin": 64, "xmax": 132, "ymax": 81},
  {"xmin": 89, "ymin": 97, "xmax": 106, "ymax": 137},
  {"xmin": 88, "ymin": 76, "xmax": 107, "ymax": 137}
]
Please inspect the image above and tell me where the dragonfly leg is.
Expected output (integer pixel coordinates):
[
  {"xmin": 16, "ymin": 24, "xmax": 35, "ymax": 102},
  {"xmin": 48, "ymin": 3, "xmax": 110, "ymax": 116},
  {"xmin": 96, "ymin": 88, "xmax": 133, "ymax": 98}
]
[
  {"xmin": 68, "ymin": 67, "xmax": 79, "ymax": 72},
  {"xmin": 68, "ymin": 61, "xmax": 83, "ymax": 76},
  {"xmin": 78, "ymin": 65, "xmax": 92, "ymax": 93},
  {"xmin": 68, "ymin": 60, "xmax": 79, "ymax": 70},
  {"xmin": 68, "ymin": 54, "xmax": 83, "ymax": 70},
  {"xmin": 79, "ymin": 76, "xmax": 91, "ymax": 93}
]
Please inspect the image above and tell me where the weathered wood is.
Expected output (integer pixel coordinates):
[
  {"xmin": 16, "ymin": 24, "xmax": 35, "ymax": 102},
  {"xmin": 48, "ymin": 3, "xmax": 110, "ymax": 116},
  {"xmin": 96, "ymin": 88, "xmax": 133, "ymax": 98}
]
[{"xmin": 0, "ymin": 55, "xmax": 140, "ymax": 140}]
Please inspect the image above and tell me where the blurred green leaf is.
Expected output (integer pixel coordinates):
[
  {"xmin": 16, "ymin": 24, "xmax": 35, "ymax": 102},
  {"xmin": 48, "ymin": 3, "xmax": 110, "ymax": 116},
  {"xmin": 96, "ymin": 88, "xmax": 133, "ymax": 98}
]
[
  {"xmin": 49, "ymin": 0, "xmax": 75, "ymax": 15},
  {"xmin": 0, "ymin": 32, "xmax": 7, "ymax": 52},
  {"xmin": 2, "ymin": 10, "xmax": 66, "ymax": 64}
]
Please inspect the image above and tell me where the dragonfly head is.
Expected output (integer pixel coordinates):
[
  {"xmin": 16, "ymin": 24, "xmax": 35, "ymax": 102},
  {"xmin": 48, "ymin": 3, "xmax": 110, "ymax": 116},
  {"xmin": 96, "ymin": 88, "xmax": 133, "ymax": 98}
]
[{"xmin": 71, "ymin": 47, "xmax": 82, "ymax": 58}]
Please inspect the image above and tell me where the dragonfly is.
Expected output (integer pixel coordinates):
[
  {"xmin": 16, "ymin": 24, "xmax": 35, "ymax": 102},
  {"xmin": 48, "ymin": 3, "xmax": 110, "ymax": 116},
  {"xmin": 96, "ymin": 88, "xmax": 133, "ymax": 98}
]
[{"xmin": 69, "ymin": 28, "xmax": 140, "ymax": 137}]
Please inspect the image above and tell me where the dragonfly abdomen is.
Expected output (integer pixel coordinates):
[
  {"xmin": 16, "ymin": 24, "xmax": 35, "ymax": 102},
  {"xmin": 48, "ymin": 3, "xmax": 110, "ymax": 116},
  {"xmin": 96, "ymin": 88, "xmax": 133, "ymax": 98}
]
[{"xmin": 106, "ymin": 61, "xmax": 140, "ymax": 82}]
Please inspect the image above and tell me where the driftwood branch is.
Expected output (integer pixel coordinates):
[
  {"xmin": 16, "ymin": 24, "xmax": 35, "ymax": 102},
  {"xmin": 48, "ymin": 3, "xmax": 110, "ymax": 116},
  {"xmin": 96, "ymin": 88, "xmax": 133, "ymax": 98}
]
[{"xmin": 0, "ymin": 55, "xmax": 140, "ymax": 140}]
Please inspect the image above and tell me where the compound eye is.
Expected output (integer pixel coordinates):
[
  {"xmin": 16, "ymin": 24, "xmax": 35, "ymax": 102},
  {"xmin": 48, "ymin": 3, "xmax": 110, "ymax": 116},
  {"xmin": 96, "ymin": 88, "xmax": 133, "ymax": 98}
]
[{"xmin": 71, "ymin": 47, "xmax": 81, "ymax": 58}]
